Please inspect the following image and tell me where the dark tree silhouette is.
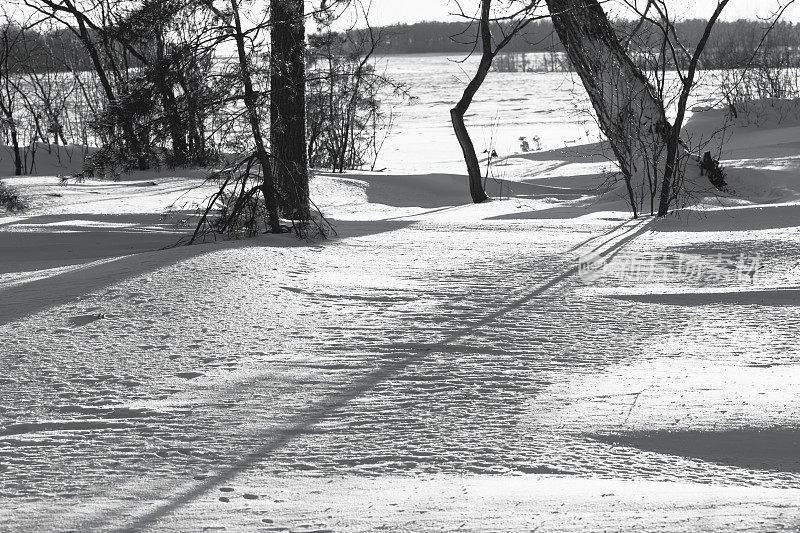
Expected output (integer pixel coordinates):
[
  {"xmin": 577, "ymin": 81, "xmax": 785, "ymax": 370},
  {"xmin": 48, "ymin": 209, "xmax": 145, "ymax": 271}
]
[{"xmin": 270, "ymin": 0, "xmax": 310, "ymax": 222}]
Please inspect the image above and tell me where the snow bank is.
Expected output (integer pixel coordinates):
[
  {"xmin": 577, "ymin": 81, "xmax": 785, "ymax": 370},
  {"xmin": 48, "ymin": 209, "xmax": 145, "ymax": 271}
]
[{"xmin": 683, "ymin": 98, "xmax": 800, "ymax": 207}]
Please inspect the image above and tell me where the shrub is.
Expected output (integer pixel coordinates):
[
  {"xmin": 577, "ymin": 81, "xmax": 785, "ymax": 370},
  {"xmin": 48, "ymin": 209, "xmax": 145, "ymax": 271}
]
[{"xmin": 0, "ymin": 180, "xmax": 29, "ymax": 212}]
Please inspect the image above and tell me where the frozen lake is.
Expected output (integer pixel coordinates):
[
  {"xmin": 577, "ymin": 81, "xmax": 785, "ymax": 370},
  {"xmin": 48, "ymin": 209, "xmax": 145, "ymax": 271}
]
[
  {"xmin": 371, "ymin": 53, "xmax": 723, "ymax": 174},
  {"xmin": 372, "ymin": 53, "xmax": 599, "ymax": 173}
]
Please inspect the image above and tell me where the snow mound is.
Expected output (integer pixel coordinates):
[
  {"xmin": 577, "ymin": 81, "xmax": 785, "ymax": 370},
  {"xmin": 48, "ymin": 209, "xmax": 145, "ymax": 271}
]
[
  {"xmin": 683, "ymin": 98, "xmax": 800, "ymax": 206},
  {"xmin": 721, "ymin": 166, "xmax": 799, "ymax": 203},
  {"xmin": 685, "ymin": 98, "xmax": 800, "ymax": 159},
  {"xmin": 686, "ymin": 98, "xmax": 800, "ymax": 137}
]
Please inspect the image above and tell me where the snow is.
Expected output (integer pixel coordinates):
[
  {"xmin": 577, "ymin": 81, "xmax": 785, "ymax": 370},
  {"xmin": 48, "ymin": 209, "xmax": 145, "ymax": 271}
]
[{"xmin": 2, "ymin": 58, "xmax": 800, "ymax": 531}]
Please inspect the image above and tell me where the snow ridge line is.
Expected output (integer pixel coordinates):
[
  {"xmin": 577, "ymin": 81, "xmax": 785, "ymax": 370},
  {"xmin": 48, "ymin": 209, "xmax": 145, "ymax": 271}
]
[
  {"xmin": 83, "ymin": 218, "xmax": 654, "ymax": 533},
  {"xmin": 0, "ymin": 256, "xmax": 129, "ymax": 291}
]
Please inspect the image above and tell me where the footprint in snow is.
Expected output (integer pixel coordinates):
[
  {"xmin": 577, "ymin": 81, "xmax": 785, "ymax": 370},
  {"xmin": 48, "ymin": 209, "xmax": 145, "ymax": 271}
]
[
  {"xmin": 175, "ymin": 371, "xmax": 204, "ymax": 379},
  {"xmin": 69, "ymin": 313, "xmax": 106, "ymax": 327}
]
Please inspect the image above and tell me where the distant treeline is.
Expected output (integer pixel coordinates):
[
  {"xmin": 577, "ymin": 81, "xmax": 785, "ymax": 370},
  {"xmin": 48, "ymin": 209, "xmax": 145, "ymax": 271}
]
[
  {"xmin": 629, "ymin": 18, "xmax": 800, "ymax": 69},
  {"xmin": 362, "ymin": 20, "xmax": 564, "ymax": 55},
  {"xmin": 350, "ymin": 19, "xmax": 800, "ymax": 69},
  {"xmin": 8, "ymin": 16, "xmax": 800, "ymax": 72},
  {"xmin": 1, "ymin": 24, "xmax": 93, "ymax": 73}
]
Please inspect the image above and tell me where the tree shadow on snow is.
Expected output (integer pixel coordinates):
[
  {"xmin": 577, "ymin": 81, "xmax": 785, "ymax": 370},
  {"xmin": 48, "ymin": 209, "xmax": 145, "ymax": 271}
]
[
  {"xmin": 64, "ymin": 219, "xmax": 643, "ymax": 532},
  {"xmin": 339, "ymin": 172, "xmax": 596, "ymax": 209},
  {"xmin": 508, "ymin": 141, "xmax": 611, "ymax": 164},
  {"xmin": 0, "ymin": 213, "xmax": 188, "ymax": 274},
  {"xmin": 0, "ymin": 217, "xmax": 413, "ymax": 327},
  {"xmin": 653, "ymin": 204, "xmax": 800, "ymax": 232},
  {"xmin": 602, "ymin": 288, "xmax": 800, "ymax": 306},
  {"xmin": 591, "ymin": 428, "xmax": 800, "ymax": 473}
]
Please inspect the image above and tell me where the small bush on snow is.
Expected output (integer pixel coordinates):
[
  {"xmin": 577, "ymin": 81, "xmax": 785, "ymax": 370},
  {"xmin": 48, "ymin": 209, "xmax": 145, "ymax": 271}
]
[{"xmin": 0, "ymin": 180, "xmax": 28, "ymax": 212}]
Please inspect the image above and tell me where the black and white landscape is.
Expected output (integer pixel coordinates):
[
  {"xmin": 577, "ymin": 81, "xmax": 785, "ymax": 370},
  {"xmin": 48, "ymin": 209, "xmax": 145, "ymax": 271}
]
[{"xmin": 1, "ymin": 0, "xmax": 800, "ymax": 531}]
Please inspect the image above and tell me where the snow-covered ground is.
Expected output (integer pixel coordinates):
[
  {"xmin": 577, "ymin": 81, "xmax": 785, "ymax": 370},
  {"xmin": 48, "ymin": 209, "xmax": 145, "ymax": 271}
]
[{"xmin": 2, "ymin": 62, "xmax": 800, "ymax": 531}]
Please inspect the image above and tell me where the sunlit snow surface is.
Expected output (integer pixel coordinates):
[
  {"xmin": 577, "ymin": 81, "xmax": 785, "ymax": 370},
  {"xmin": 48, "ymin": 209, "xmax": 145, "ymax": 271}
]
[{"xmin": 1, "ymin": 57, "xmax": 800, "ymax": 531}]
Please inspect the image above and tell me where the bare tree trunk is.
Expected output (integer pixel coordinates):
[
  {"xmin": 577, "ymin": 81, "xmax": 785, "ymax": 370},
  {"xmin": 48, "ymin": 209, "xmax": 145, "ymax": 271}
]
[
  {"xmin": 270, "ymin": 0, "xmax": 309, "ymax": 221},
  {"xmin": 6, "ymin": 120, "xmax": 23, "ymax": 176},
  {"xmin": 450, "ymin": 0, "xmax": 493, "ymax": 204},
  {"xmin": 0, "ymin": 87, "xmax": 22, "ymax": 176},
  {"xmin": 545, "ymin": 0, "xmax": 673, "ymax": 215},
  {"xmin": 451, "ymin": 0, "xmax": 540, "ymax": 203},
  {"xmin": 0, "ymin": 22, "xmax": 23, "ymax": 175},
  {"xmin": 230, "ymin": 0, "xmax": 281, "ymax": 233}
]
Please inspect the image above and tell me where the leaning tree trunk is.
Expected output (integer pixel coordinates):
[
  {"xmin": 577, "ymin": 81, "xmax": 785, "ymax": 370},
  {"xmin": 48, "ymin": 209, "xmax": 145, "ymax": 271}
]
[
  {"xmin": 450, "ymin": 0, "xmax": 492, "ymax": 204},
  {"xmin": 546, "ymin": 0, "xmax": 674, "ymax": 216},
  {"xmin": 231, "ymin": 0, "xmax": 281, "ymax": 233},
  {"xmin": 0, "ymin": 102, "xmax": 22, "ymax": 175},
  {"xmin": 270, "ymin": 0, "xmax": 310, "ymax": 222}
]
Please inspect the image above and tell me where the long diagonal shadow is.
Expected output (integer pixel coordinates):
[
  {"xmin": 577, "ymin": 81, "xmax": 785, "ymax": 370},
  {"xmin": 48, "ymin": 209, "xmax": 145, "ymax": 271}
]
[
  {"xmin": 567, "ymin": 216, "xmax": 650, "ymax": 255},
  {"xmin": 0, "ymin": 220, "xmax": 413, "ymax": 327},
  {"xmin": 75, "ymin": 217, "xmax": 650, "ymax": 532}
]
